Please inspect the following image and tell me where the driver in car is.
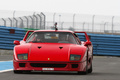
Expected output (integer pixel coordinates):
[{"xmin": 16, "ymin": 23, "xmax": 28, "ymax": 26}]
[{"xmin": 36, "ymin": 34, "xmax": 43, "ymax": 42}]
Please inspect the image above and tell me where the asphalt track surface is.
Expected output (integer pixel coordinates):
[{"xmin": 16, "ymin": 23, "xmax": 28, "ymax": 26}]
[
  {"xmin": 0, "ymin": 56, "xmax": 120, "ymax": 80},
  {"xmin": 0, "ymin": 55, "xmax": 13, "ymax": 61}
]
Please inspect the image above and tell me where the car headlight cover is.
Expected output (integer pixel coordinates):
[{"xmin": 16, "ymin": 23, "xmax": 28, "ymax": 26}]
[
  {"xmin": 70, "ymin": 54, "xmax": 81, "ymax": 61},
  {"xmin": 17, "ymin": 54, "xmax": 28, "ymax": 60}
]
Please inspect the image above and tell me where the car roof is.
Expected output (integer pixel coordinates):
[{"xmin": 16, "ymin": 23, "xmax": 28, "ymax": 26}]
[{"xmin": 34, "ymin": 30, "xmax": 74, "ymax": 33}]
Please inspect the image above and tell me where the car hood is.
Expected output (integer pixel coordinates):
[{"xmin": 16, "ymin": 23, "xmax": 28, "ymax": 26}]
[
  {"xmin": 28, "ymin": 43, "xmax": 77, "ymax": 61},
  {"xmin": 15, "ymin": 43, "xmax": 86, "ymax": 61}
]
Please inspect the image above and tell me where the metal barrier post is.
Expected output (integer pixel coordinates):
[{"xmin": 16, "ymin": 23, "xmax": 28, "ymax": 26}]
[
  {"xmin": 104, "ymin": 22, "xmax": 107, "ymax": 33},
  {"xmin": 24, "ymin": 16, "xmax": 29, "ymax": 28},
  {"xmin": 61, "ymin": 22, "xmax": 64, "ymax": 30},
  {"xmin": 13, "ymin": 18, "xmax": 18, "ymax": 27},
  {"xmin": 29, "ymin": 16, "xmax": 33, "ymax": 28},
  {"xmin": 2, "ymin": 18, "xmax": 6, "ymax": 26},
  {"xmin": 41, "ymin": 12, "xmax": 46, "ymax": 29},
  {"xmin": 33, "ymin": 15, "xmax": 38, "ymax": 29},
  {"xmin": 112, "ymin": 16, "xmax": 114, "ymax": 34},
  {"xmin": 53, "ymin": 13, "xmax": 56, "ymax": 26},
  {"xmin": 73, "ymin": 14, "xmax": 75, "ymax": 28},
  {"xmin": 83, "ymin": 22, "xmax": 85, "ymax": 31},
  {"xmin": 13, "ymin": 10, "xmax": 16, "ymax": 27},
  {"xmin": 92, "ymin": 15, "xmax": 95, "ymax": 32},
  {"xmin": 37, "ymin": 14, "xmax": 42, "ymax": 29},
  {"xmin": 19, "ymin": 17, "xmax": 23, "ymax": 28},
  {"xmin": 8, "ymin": 18, "xmax": 12, "ymax": 27}
]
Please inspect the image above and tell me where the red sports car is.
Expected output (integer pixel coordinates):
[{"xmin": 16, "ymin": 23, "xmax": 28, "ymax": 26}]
[{"xmin": 13, "ymin": 30, "xmax": 93, "ymax": 74}]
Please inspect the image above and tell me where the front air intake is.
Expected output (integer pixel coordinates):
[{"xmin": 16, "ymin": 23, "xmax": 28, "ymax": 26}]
[
  {"xmin": 30, "ymin": 63, "xmax": 66, "ymax": 68},
  {"xmin": 71, "ymin": 64, "xmax": 78, "ymax": 68},
  {"xmin": 19, "ymin": 63, "xmax": 26, "ymax": 67}
]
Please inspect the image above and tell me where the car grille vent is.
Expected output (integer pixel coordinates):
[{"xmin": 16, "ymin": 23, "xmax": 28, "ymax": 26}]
[
  {"xmin": 71, "ymin": 64, "xmax": 78, "ymax": 68},
  {"xmin": 30, "ymin": 63, "xmax": 66, "ymax": 68},
  {"xmin": 19, "ymin": 63, "xmax": 26, "ymax": 67}
]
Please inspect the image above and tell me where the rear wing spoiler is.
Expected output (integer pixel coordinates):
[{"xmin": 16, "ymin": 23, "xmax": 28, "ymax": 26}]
[
  {"xmin": 23, "ymin": 30, "xmax": 34, "ymax": 41},
  {"xmin": 74, "ymin": 31, "xmax": 90, "ymax": 42}
]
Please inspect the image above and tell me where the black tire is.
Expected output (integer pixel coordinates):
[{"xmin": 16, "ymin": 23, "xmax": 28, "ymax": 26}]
[
  {"xmin": 88, "ymin": 62, "xmax": 93, "ymax": 73},
  {"xmin": 13, "ymin": 70, "xmax": 23, "ymax": 74},
  {"xmin": 78, "ymin": 51, "xmax": 89, "ymax": 75},
  {"xmin": 78, "ymin": 60, "xmax": 88, "ymax": 75}
]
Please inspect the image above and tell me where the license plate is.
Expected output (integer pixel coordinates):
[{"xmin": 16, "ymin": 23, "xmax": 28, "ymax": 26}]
[{"xmin": 42, "ymin": 68, "xmax": 54, "ymax": 71}]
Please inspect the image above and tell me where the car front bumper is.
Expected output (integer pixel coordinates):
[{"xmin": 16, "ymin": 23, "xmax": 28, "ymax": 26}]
[{"xmin": 13, "ymin": 60, "xmax": 86, "ymax": 71}]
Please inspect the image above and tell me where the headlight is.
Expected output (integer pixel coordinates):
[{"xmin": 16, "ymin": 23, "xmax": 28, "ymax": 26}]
[
  {"xmin": 17, "ymin": 54, "xmax": 28, "ymax": 60},
  {"xmin": 70, "ymin": 54, "xmax": 81, "ymax": 61}
]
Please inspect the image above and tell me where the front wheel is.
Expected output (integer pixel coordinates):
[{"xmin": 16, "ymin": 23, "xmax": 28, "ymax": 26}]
[
  {"xmin": 88, "ymin": 62, "xmax": 93, "ymax": 73},
  {"xmin": 78, "ymin": 60, "xmax": 88, "ymax": 75}
]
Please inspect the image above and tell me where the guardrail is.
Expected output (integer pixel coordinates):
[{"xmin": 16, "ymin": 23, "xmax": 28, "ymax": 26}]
[
  {"xmin": 0, "ymin": 26, "xmax": 25, "ymax": 50},
  {"xmin": 77, "ymin": 33, "xmax": 120, "ymax": 56},
  {"xmin": 0, "ymin": 26, "xmax": 120, "ymax": 56}
]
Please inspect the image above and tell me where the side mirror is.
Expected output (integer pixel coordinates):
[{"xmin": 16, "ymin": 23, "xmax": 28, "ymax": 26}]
[
  {"xmin": 84, "ymin": 41, "xmax": 91, "ymax": 46},
  {"xmin": 14, "ymin": 40, "xmax": 20, "ymax": 45}
]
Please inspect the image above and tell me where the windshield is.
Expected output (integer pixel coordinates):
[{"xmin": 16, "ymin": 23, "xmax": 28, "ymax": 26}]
[{"xmin": 26, "ymin": 32, "xmax": 77, "ymax": 44}]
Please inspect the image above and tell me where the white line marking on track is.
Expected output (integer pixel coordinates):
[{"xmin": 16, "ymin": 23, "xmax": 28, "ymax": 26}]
[
  {"xmin": 0, "ymin": 69, "xmax": 13, "ymax": 73},
  {"xmin": 0, "ymin": 60, "xmax": 13, "ymax": 62}
]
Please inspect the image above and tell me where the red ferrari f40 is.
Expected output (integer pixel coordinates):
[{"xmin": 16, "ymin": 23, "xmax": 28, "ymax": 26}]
[{"xmin": 13, "ymin": 30, "xmax": 93, "ymax": 74}]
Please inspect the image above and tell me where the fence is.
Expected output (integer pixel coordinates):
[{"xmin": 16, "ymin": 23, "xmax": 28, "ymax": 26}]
[
  {"xmin": 44, "ymin": 12, "xmax": 120, "ymax": 34},
  {"xmin": 0, "ymin": 10, "xmax": 120, "ymax": 56},
  {"xmin": 0, "ymin": 10, "xmax": 120, "ymax": 34},
  {"xmin": 0, "ymin": 10, "xmax": 46, "ymax": 29}
]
